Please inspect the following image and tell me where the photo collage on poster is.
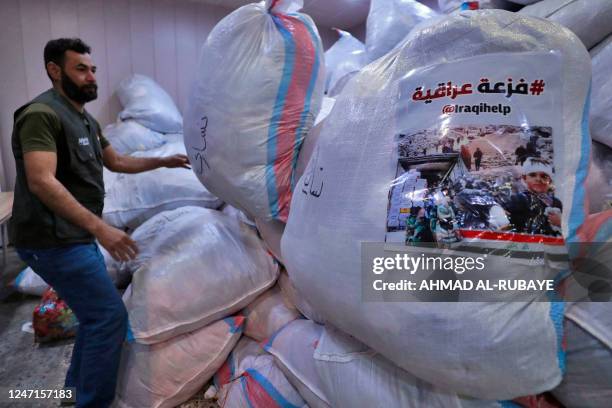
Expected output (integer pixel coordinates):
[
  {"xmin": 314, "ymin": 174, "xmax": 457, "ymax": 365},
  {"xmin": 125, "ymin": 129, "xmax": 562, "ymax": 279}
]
[{"xmin": 385, "ymin": 124, "xmax": 562, "ymax": 245}]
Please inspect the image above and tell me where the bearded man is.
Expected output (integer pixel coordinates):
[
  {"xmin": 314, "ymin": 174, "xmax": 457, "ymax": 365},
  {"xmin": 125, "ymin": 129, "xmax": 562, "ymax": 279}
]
[{"xmin": 10, "ymin": 38, "xmax": 189, "ymax": 407}]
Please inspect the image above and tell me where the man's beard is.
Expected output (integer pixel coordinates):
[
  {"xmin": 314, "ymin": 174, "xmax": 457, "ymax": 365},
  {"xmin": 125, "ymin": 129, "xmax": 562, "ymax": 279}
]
[{"xmin": 61, "ymin": 70, "xmax": 97, "ymax": 104}]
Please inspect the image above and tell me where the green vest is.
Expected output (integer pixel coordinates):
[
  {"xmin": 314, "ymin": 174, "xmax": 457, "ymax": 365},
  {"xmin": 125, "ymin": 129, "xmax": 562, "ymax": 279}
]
[{"xmin": 11, "ymin": 89, "xmax": 105, "ymax": 248}]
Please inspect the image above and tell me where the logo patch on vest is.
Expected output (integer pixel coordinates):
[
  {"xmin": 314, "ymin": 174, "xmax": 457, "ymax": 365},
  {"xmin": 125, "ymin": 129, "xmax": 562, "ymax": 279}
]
[{"xmin": 78, "ymin": 137, "xmax": 90, "ymax": 146}]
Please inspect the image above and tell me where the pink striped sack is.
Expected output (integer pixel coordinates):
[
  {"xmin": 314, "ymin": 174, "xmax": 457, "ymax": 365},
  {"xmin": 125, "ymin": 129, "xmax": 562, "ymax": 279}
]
[{"xmin": 184, "ymin": 0, "xmax": 324, "ymax": 222}]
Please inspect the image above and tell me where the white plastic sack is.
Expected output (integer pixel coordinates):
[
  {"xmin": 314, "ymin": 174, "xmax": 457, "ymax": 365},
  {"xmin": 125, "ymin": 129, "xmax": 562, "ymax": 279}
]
[
  {"xmin": 215, "ymin": 338, "xmax": 307, "ymax": 408},
  {"xmin": 365, "ymin": 0, "xmax": 438, "ymax": 63},
  {"xmin": 264, "ymin": 319, "xmax": 330, "ymax": 408},
  {"xmin": 551, "ymin": 318, "xmax": 612, "ymax": 408},
  {"xmin": 254, "ymin": 217, "xmax": 285, "ymax": 263},
  {"xmin": 12, "ymin": 267, "xmax": 48, "ymax": 296},
  {"xmin": 243, "ymin": 284, "xmax": 300, "ymax": 342},
  {"xmin": 117, "ymin": 74, "xmax": 182, "ymax": 133},
  {"xmin": 438, "ymin": 0, "xmax": 520, "ymax": 14},
  {"xmin": 102, "ymin": 120, "xmax": 166, "ymax": 155},
  {"xmin": 314, "ymin": 326, "xmax": 503, "ymax": 408},
  {"xmin": 324, "ymin": 29, "xmax": 366, "ymax": 95},
  {"xmin": 115, "ymin": 315, "xmax": 244, "ymax": 408},
  {"xmin": 282, "ymin": 10, "xmax": 592, "ymax": 399},
  {"xmin": 590, "ymin": 35, "xmax": 612, "ymax": 148},
  {"xmin": 123, "ymin": 207, "xmax": 278, "ymax": 344},
  {"xmin": 103, "ymin": 142, "xmax": 222, "ymax": 230},
  {"xmin": 520, "ymin": 0, "xmax": 612, "ymax": 50},
  {"xmin": 278, "ymin": 270, "xmax": 324, "ymax": 323},
  {"xmin": 184, "ymin": 0, "xmax": 324, "ymax": 223}
]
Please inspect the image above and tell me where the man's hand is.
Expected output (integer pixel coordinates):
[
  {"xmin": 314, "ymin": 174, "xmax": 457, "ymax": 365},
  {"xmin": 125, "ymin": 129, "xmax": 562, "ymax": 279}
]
[
  {"xmin": 161, "ymin": 154, "xmax": 190, "ymax": 169},
  {"xmin": 94, "ymin": 223, "xmax": 139, "ymax": 262}
]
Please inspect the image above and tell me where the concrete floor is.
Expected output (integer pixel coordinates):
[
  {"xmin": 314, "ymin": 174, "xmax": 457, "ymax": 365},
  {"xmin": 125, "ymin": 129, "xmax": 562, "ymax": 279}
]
[{"xmin": 0, "ymin": 247, "xmax": 218, "ymax": 408}]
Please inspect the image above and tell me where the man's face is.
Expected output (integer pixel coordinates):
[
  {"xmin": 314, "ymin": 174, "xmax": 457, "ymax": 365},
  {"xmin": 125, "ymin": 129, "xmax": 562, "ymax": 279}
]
[
  {"xmin": 523, "ymin": 171, "xmax": 552, "ymax": 194},
  {"xmin": 57, "ymin": 50, "xmax": 98, "ymax": 104}
]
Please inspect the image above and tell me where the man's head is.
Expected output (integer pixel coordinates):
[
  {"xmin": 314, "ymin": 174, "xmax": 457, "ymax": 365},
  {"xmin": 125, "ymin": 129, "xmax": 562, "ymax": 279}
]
[
  {"xmin": 44, "ymin": 38, "xmax": 97, "ymax": 104},
  {"xmin": 522, "ymin": 157, "xmax": 554, "ymax": 193}
]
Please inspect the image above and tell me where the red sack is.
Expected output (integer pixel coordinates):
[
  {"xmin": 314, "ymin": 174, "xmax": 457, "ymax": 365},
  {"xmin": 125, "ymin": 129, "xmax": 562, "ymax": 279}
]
[{"xmin": 32, "ymin": 288, "xmax": 79, "ymax": 343}]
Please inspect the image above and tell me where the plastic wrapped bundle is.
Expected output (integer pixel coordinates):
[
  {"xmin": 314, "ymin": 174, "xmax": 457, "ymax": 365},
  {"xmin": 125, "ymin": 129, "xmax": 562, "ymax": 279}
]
[
  {"xmin": 282, "ymin": 10, "xmax": 592, "ymax": 399},
  {"xmin": 215, "ymin": 338, "xmax": 307, "ymax": 408},
  {"xmin": 314, "ymin": 326, "xmax": 504, "ymax": 408},
  {"xmin": 184, "ymin": 0, "xmax": 324, "ymax": 222},
  {"xmin": 520, "ymin": 0, "xmax": 612, "ymax": 50},
  {"xmin": 552, "ymin": 316, "xmax": 612, "ymax": 408},
  {"xmin": 243, "ymin": 284, "xmax": 300, "ymax": 342},
  {"xmin": 115, "ymin": 315, "xmax": 244, "ymax": 408},
  {"xmin": 365, "ymin": 0, "xmax": 438, "ymax": 63},
  {"xmin": 103, "ymin": 142, "xmax": 222, "ymax": 230},
  {"xmin": 102, "ymin": 120, "xmax": 166, "ymax": 155},
  {"xmin": 123, "ymin": 207, "xmax": 278, "ymax": 344},
  {"xmin": 264, "ymin": 319, "xmax": 330, "ymax": 408},
  {"xmin": 117, "ymin": 74, "xmax": 182, "ymax": 133},
  {"xmin": 324, "ymin": 29, "xmax": 366, "ymax": 95},
  {"xmin": 590, "ymin": 35, "xmax": 612, "ymax": 148}
]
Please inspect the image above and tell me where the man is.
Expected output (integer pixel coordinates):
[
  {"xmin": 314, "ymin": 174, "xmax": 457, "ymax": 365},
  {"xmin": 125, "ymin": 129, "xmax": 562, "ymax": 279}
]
[
  {"xmin": 473, "ymin": 147, "xmax": 483, "ymax": 171},
  {"xmin": 10, "ymin": 38, "xmax": 189, "ymax": 407},
  {"xmin": 504, "ymin": 157, "xmax": 562, "ymax": 236}
]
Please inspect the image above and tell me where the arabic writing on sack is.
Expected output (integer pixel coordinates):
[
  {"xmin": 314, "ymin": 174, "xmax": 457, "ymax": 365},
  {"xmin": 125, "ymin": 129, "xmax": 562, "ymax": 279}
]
[
  {"xmin": 192, "ymin": 116, "xmax": 210, "ymax": 175},
  {"xmin": 412, "ymin": 78, "xmax": 546, "ymax": 104}
]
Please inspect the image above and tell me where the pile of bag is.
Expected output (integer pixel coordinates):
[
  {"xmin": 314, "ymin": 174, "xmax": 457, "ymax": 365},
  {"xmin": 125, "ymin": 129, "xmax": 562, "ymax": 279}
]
[
  {"xmin": 282, "ymin": 9, "xmax": 593, "ymax": 400},
  {"xmin": 114, "ymin": 206, "xmax": 280, "ymax": 407},
  {"xmin": 184, "ymin": 0, "xmax": 324, "ymax": 223}
]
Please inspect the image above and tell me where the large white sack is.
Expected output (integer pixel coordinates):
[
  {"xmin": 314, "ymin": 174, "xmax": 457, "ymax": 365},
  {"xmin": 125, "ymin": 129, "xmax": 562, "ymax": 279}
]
[
  {"xmin": 184, "ymin": 0, "xmax": 324, "ymax": 223},
  {"xmin": 115, "ymin": 315, "xmax": 244, "ymax": 408},
  {"xmin": 438, "ymin": 0, "xmax": 519, "ymax": 14},
  {"xmin": 103, "ymin": 142, "xmax": 222, "ymax": 230},
  {"xmin": 590, "ymin": 35, "xmax": 612, "ymax": 148},
  {"xmin": 586, "ymin": 142, "xmax": 612, "ymax": 214},
  {"xmin": 314, "ymin": 326, "xmax": 504, "ymax": 408},
  {"xmin": 519, "ymin": 0, "xmax": 612, "ymax": 50},
  {"xmin": 117, "ymin": 74, "xmax": 182, "ymax": 133},
  {"xmin": 243, "ymin": 284, "xmax": 300, "ymax": 342},
  {"xmin": 123, "ymin": 207, "xmax": 278, "ymax": 344},
  {"xmin": 278, "ymin": 270, "xmax": 324, "ymax": 323},
  {"xmin": 215, "ymin": 337, "xmax": 307, "ymax": 408},
  {"xmin": 365, "ymin": 0, "xmax": 438, "ymax": 63},
  {"xmin": 264, "ymin": 319, "xmax": 330, "ymax": 408},
  {"xmin": 551, "ymin": 317, "xmax": 612, "ymax": 408},
  {"xmin": 282, "ymin": 10, "xmax": 592, "ymax": 399},
  {"xmin": 324, "ymin": 29, "xmax": 366, "ymax": 95},
  {"xmin": 102, "ymin": 120, "xmax": 166, "ymax": 155}
]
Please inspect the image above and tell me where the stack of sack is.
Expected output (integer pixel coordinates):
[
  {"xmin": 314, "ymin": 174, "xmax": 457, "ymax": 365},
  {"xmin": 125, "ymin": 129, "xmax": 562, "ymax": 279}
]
[
  {"xmin": 184, "ymin": 0, "xmax": 324, "ymax": 223},
  {"xmin": 282, "ymin": 8, "xmax": 595, "ymax": 402},
  {"xmin": 103, "ymin": 75, "xmax": 222, "ymax": 232},
  {"xmin": 114, "ymin": 206, "xmax": 279, "ymax": 407}
]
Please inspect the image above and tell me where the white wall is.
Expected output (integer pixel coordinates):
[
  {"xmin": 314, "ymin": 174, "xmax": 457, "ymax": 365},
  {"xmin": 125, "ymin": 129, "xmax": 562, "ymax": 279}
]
[{"xmin": 0, "ymin": 0, "xmax": 230, "ymax": 191}]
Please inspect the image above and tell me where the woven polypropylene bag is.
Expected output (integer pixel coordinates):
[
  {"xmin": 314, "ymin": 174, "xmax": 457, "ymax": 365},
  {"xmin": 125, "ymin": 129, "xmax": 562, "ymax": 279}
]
[
  {"xmin": 123, "ymin": 207, "xmax": 278, "ymax": 344},
  {"xmin": 115, "ymin": 316, "xmax": 244, "ymax": 408},
  {"xmin": 184, "ymin": 0, "xmax": 324, "ymax": 222},
  {"xmin": 590, "ymin": 35, "xmax": 612, "ymax": 148},
  {"xmin": 282, "ymin": 10, "xmax": 592, "ymax": 398}
]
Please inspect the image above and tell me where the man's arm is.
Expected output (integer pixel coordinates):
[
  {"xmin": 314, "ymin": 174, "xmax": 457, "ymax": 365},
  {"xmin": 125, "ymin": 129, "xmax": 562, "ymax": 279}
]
[
  {"xmin": 24, "ymin": 150, "xmax": 138, "ymax": 261},
  {"xmin": 102, "ymin": 145, "xmax": 189, "ymax": 173}
]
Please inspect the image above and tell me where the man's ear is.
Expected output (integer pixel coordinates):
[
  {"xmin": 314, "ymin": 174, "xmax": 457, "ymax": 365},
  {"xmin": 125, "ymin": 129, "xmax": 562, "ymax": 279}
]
[{"xmin": 46, "ymin": 61, "xmax": 61, "ymax": 82}]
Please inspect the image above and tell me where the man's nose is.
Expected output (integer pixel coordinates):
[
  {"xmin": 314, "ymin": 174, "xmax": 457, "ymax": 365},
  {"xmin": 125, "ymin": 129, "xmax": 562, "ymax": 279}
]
[{"xmin": 86, "ymin": 71, "xmax": 96, "ymax": 82}]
